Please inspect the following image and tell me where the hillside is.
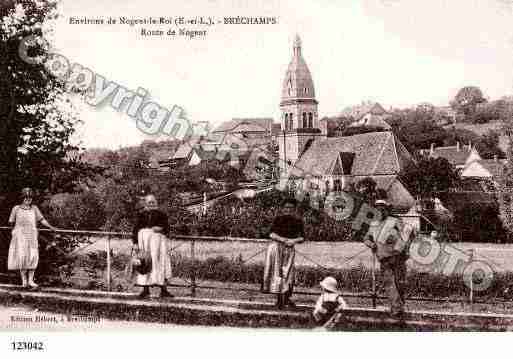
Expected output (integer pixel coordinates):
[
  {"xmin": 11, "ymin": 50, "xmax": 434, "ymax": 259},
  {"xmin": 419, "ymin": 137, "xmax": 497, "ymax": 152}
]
[{"xmin": 444, "ymin": 121, "xmax": 507, "ymax": 152}]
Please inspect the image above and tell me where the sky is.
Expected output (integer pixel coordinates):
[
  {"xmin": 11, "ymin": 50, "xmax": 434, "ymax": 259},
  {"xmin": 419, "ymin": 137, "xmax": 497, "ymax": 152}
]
[{"xmin": 50, "ymin": 0, "xmax": 513, "ymax": 149}]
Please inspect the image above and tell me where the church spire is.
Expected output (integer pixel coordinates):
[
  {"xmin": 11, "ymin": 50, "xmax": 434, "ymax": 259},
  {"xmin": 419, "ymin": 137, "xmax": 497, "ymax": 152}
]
[
  {"xmin": 281, "ymin": 34, "xmax": 315, "ymax": 102},
  {"xmin": 293, "ymin": 34, "xmax": 302, "ymax": 57}
]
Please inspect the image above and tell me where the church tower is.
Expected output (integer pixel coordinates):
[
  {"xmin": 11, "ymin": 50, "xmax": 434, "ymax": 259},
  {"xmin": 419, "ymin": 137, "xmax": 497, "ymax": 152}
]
[{"xmin": 279, "ymin": 35, "xmax": 324, "ymax": 175}]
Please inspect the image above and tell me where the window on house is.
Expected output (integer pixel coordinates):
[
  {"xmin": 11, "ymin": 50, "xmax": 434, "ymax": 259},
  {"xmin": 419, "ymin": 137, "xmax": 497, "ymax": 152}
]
[
  {"xmin": 285, "ymin": 113, "xmax": 289, "ymax": 130},
  {"xmin": 304, "ymin": 87, "xmax": 308, "ymax": 95},
  {"xmin": 308, "ymin": 112, "xmax": 313, "ymax": 128},
  {"xmin": 302, "ymin": 112, "xmax": 307, "ymax": 128}
]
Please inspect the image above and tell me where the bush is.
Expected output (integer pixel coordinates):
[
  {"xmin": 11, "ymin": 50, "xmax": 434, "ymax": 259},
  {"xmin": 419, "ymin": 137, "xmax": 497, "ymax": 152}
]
[
  {"xmin": 166, "ymin": 190, "xmax": 353, "ymax": 241},
  {"xmin": 45, "ymin": 191, "xmax": 106, "ymax": 230},
  {"xmin": 446, "ymin": 201, "xmax": 507, "ymax": 243}
]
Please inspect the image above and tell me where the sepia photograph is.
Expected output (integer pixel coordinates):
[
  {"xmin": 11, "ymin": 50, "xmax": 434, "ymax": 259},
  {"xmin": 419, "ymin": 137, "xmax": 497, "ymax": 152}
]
[{"xmin": 1, "ymin": 0, "xmax": 513, "ymax": 355}]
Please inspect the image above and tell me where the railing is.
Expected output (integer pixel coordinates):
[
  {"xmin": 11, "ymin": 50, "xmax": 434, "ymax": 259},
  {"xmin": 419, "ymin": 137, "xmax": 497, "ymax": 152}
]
[
  {"xmin": 0, "ymin": 226, "xmax": 509, "ymax": 310},
  {"xmin": 0, "ymin": 227, "xmax": 132, "ymax": 292}
]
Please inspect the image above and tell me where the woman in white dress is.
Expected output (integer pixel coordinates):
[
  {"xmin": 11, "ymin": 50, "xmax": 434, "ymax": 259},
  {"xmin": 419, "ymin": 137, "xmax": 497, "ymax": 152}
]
[
  {"xmin": 132, "ymin": 194, "xmax": 173, "ymax": 298},
  {"xmin": 8, "ymin": 188, "xmax": 57, "ymax": 288}
]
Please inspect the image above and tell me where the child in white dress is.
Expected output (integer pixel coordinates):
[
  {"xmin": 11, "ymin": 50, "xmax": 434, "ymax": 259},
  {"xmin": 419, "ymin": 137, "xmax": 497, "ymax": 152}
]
[{"xmin": 313, "ymin": 277, "xmax": 347, "ymax": 327}]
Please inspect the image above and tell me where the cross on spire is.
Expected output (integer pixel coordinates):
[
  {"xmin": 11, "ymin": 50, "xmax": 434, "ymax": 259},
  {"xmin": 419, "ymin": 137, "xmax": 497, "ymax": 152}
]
[{"xmin": 293, "ymin": 34, "xmax": 302, "ymax": 56}]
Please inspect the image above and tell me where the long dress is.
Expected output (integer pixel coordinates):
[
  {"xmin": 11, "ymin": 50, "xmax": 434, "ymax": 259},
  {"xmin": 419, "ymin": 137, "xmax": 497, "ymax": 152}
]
[
  {"xmin": 8, "ymin": 205, "xmax": 43, "ymax": 270},
  {"xmin": 132, "ymin": 209, "xmax": 172, "ymax": 286},
  {"xmin": 262, "ymin": 214, "xmax": 305, "ymax": 294}
]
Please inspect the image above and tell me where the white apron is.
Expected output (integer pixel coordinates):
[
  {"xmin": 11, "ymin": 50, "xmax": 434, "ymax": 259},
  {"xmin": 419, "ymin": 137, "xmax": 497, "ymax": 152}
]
[
  {"xmin": 135, "ymin": 228, "xmax": 172, "ymax": 286},
  {"xmin": 262, "ymin": 242, "xmax": 295, "ymax": 294}
]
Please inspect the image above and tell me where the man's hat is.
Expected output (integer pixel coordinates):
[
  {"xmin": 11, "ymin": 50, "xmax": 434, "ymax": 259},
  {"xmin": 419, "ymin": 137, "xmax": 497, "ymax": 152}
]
[{"xmin": 320, "ymin": 276, "xmax": 340, "ymax": 293}]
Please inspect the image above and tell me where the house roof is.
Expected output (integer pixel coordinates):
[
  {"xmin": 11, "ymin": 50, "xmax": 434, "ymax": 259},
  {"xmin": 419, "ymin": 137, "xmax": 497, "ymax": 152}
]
[
  {"xmin": 271, "ymin": 123, "xmax": 282, "ymax": 136},
  {"xmin": 435, "ymin": 106, "xmax": 456, "ymax": 114},
  {"xmin": 350, "ymin": 113, "xmax": 392, "ymax": 130},
  {"xmin": 230, "ymin": 122, "xmax": 268, "ymax": 133},
  {"xmin": 171, "ymin": 143, "xmax": 193, "ymax": 160},
  {"xmin": 149, "ymin": 148, "xmax": 175, "ymax": 165},
  {"xmin": 480, "ymin": 159, "xmax": 506, "ymax": 178},
  {"xmin": 420, "ymin": 144, "xmax": 477, "ymax": 167},
  {"xmin": 289, "ymin": 132, "xmax": 413, "ymax": 178},
  {"xmin": 340, "ymin": 102, "xmax": 387, "ymax": 119},
  {"xmin": 464, "ymin": 159, "xmax": 507, "ymax": 179},
  {"xmin": 207, "ymin": 132, "xmax": 225, "ymax": 142},
  {"xmin": 198, "ymin": 143, "xmax": 219, "ymax": 152},
  {"xmin": 213, "ymin": 118, "xmax": 273, "ymax": 133}
]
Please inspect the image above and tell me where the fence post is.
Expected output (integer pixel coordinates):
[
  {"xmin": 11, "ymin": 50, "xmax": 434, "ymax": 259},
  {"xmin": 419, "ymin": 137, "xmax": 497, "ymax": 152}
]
[
  {"xmin": 106, "ymin": 235, "xmax": 112, "ymax": 292},
  {"xmin": 372, "ymin": 253, "xmax": 377, "ymax": 308},
  {"xmin": 468, "ymin": 249, "xmax": 474, "ymax": 306},
  {"xmin": 190, "ymin": 239, "xmax": 196, "ymax": 297}
]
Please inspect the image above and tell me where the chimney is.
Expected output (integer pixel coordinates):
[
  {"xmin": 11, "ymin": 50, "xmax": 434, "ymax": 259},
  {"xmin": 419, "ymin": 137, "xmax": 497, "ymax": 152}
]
[
  {"xmin": 430, "ymin": 143, "xmax": 435, "ymax": 155},
  {"xmin": 456, "ymin": 141, "xmax": 460, "ymax": 152}
]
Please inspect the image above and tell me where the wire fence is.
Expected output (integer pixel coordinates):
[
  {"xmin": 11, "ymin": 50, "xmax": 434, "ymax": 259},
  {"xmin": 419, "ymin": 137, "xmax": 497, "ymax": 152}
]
[{"xmin": 1, "ymin": 226, "xmax": 512, "ymax": 310}]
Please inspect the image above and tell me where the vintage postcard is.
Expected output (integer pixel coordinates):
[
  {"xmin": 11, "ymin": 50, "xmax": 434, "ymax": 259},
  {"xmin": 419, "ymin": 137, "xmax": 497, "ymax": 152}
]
[{"xmin": 1, "ymin": 0, "xmax": 513, "ymax": 354}]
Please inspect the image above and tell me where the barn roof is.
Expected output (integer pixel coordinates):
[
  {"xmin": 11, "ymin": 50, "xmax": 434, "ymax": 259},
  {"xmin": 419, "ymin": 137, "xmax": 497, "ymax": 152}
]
[
  {"xmin": 289, "ymin": 132, "xmax": 413, "ymax": 178},
  {"xmin": 213, "ymin": 118, "xmax": 273, "ymax": 133},
  {"xmin": 340, "ymin": 102, "xmax": 387, "ymax": 119}
]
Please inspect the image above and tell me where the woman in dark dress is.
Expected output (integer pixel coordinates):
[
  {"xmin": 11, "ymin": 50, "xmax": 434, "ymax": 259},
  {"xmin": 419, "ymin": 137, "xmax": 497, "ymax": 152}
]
[
  {"xmin": 262, "ymin": 198, "xmax": 305, "ymax": 309},
  {"xmin": 132, "ymin": 194, "xmax": 173, "ymax": 298}
]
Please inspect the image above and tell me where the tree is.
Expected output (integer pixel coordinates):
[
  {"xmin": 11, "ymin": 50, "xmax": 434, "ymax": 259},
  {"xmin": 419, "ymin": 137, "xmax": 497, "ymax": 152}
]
[
  {"xmin": 46, "ymin": 191, "xmax": 105, "ymax": 230},
  {"xmin": 0, "ymin": 1, "xmax": 81, "ymax": 214},
  {"xmin": 451, "ymin": 86, "xmax": 486, "ymax": 117},
  {"xmin": 498, "ymin": 106, "xmax": 513, "ymax": 241},
  {"xmin": 388, "ymin": 109, "xmax": 447, "ymax": 154},
  {"xmin": 416, "ymin": 102, "xmax": 435, "ymax": 117},
  {"xmin": 0, "ymin": 0, "xmax": 94, "ymax": 282},
  {"xmin": 401, "ymin": 157, "xmax": 459, "ymax": 199},
  {"xmin": 354, "ymin": 177, "xmax": 378, "ymax": 204},
  {"xmin": 474, "ymin": 130, "xmax": 505, "ymax": 159}
]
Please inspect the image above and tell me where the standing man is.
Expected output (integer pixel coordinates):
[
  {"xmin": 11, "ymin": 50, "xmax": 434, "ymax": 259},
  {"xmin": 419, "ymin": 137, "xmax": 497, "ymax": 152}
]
[
  {"xmin": 262, "ymin": 198, "xmax": 305, "ymax": 309},
  {"xmin": 363, "ymin": 199, "xmax": 413, "ymax": 316},
  {"xmin": 132, "ymin": 194, "xmax": 173, "ymax": 299}
]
